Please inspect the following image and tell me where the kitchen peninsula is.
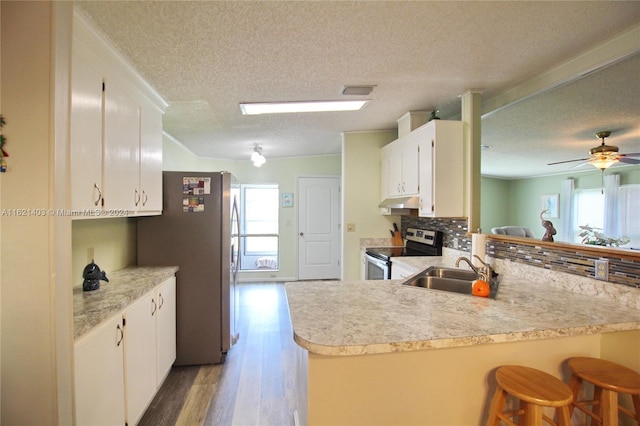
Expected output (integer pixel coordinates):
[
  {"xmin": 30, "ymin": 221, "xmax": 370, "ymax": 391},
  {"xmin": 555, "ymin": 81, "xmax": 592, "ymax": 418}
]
[{"xmin": 286, "ymin": 256, "xmax": 640, "ymax": 425}]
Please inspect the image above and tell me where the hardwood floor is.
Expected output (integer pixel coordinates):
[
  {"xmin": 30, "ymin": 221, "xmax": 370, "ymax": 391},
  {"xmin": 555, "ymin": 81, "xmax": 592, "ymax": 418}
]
[{"xmin": 139, "ymin": 283, "xmax": 299, "ymax": 426}]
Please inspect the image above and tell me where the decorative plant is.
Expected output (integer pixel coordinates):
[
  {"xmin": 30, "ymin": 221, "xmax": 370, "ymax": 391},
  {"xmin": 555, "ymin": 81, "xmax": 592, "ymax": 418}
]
[{"xmin": 578, "ymin": 224, "xmax": 630, "ymax": 247}]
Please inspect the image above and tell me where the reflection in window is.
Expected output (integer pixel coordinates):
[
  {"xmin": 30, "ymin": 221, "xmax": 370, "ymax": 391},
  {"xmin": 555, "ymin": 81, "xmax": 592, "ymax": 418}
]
[
  {"xmin": 240, "ymin": 184, "xmax": 279, "ymax": 271},
  {"xmin": 573, "ymin": 188, "xmax": 604, "ymax": 243},
  {"xmin": 573, "ymin": 184, "xmax": 639, "ymax": 249}
]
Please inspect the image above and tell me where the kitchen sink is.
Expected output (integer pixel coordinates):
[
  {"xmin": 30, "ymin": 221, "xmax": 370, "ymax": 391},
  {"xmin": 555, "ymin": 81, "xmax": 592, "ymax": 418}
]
[
  {"xmin": 421, "ymin": 267, "xmax": 478, "ymax": 281},
  {"xmin": 401, "ymin": 266, "xmax": 499, "ymax": 298}
]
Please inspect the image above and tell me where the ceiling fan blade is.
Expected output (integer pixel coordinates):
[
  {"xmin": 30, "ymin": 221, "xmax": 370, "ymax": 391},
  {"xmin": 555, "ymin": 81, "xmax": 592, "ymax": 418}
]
[
  {"xmin": 620, "ymin": 152, "xmax": 640, "ymax": 157},
  {"xmin": 570, "ymin": 161, "xmax": 592, "ymax": 169},
  {"xmin": 618, "ymin": 157, "xmax": 640, "ymax": 165},
  {"xmin": 547, "ymin": 157, "xmax": 590, "ymax": 165}
]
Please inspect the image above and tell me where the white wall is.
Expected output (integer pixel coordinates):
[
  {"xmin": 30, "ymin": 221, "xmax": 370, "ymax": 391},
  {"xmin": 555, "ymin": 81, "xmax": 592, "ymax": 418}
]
[{"xmin": 342, "ymin": 130, "xmax": 399, "ymax": 281}]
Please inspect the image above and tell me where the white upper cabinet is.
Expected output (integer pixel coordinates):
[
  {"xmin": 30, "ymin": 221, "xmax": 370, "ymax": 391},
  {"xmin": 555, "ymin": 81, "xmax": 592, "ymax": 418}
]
[
  {"xmin": 70, "ymin": 46, "xmax": 105, "ymax": 211},
  {"xmin": 70, "ymin": 9, "xmax": 166, "ymax": 218},
  {"xmin": 103, "ymin": 76, "xmax": 141, "ymax": 212},
  {"xmin": 139, "ymin": 97, "xmax": 164, "ymax": 213},
  {"xmin": 417, "ymin": 120, "xmax": 464, "ymax": 217},
  {"xmin": 381, "ymin": 134, "xmax": 420, "ymax": 198}
]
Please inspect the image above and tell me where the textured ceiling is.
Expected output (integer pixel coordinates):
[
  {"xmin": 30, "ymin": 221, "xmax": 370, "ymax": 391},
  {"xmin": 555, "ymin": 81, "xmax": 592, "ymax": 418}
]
[{"xmin": 76, "ymin": 1, "xmax": 640, "ymax": 179}]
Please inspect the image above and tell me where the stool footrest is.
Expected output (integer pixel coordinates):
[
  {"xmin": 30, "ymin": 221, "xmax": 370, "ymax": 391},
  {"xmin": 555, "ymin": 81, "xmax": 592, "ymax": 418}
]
[{"xmin": 572, "ymin": 400, "xmax": 603, "ymax": 424}]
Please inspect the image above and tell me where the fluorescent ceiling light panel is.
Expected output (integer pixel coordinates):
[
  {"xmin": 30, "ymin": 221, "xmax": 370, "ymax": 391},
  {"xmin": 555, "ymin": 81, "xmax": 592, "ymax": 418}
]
[{"xmin": 240, "ymin": 100, "xmax": 369, "ymax": 115}]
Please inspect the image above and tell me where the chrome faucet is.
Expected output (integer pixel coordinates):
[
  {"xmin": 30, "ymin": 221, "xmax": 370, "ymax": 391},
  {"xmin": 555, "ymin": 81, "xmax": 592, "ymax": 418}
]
[
  {"xmin": 455, "ymin": 256, "xmax": 479, "ymax": 273},
  {"xmin": 455, "ymin": 256, "xmax": 493, "ymax": 282}
]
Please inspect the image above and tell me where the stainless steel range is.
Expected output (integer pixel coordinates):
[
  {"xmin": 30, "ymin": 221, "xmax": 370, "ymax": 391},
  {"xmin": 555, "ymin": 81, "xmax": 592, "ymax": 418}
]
[{"xmin": 364, "ymin": 228, "xmax": 444, "ymax": 280}]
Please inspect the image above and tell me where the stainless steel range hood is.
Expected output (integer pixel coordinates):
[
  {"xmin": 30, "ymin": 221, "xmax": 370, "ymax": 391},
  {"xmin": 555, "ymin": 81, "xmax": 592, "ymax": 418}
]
[{"xmin": 378, "ymin": 196, "xmax": 419, "ymax": 210}]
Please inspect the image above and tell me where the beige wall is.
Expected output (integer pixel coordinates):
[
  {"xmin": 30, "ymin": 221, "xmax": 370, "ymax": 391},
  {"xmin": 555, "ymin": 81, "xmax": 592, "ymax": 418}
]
[
  {"xmin": 306, "ymin": 331, "xmax": 640, "ymax": 425},
  {"xmin": 342, "ymin": 130, "xmax": 399, "ymax": 280},
  {"xmin": 1, "ymin": 2, "xmax": 74, "ymax": 423},
  {"xmin": 71, "ymin": 218, "xmax": 137, "ymax": 288}
]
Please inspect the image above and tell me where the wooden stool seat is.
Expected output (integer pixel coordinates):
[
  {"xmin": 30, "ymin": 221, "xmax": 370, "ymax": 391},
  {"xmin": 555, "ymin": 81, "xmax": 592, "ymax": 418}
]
[
  {"xmin": 487, "ymin": 365, "xmax": 573, "ymax": 426},
  {"xmin": 567, "ymin": 357, "xmax": 640, "ymax": 426}
]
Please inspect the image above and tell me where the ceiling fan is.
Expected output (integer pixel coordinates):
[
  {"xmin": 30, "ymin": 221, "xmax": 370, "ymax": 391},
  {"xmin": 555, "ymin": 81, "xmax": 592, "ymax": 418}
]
[{"xmin": 548, "ymin": 131, "xmax": 640, "ymax": 170}]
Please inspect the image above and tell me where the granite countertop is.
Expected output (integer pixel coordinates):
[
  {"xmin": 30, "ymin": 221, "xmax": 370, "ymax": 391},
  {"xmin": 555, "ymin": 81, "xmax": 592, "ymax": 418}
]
[
  {"xmin": 285, "ymin": 259, "xmax": 640, "ymax": 356},
  {"xmin": 73, "ymin": 266, "xmax": 179, "ymax": 340}
]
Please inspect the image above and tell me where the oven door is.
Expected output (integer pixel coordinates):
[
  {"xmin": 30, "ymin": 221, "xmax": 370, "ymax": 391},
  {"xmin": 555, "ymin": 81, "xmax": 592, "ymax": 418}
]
[{"xmin": 364, "ymin": 253, "xmax": 391, "ymax": 280}]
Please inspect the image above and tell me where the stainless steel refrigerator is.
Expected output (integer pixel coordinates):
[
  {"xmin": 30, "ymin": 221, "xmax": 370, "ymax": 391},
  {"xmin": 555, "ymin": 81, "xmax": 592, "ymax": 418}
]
[{"xmin": 137, "ymin": 171, "xmax": 240, "ymax": 365}]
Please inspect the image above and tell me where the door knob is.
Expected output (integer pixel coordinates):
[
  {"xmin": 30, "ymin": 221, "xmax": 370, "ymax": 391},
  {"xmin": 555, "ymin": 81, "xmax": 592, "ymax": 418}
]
[{"xmin": 299, "ymin": 232, "xmax": 304, "ymax": 236}]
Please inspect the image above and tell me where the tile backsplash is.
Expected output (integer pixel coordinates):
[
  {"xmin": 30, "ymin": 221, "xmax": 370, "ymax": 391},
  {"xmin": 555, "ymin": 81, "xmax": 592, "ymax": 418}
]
[{"xmin": 401, "ymin": 216, "xmax": 640, "ymax": 289}]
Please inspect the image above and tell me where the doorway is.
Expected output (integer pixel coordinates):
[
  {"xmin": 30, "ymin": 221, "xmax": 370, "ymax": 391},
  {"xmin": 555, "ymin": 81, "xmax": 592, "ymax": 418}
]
[{"xmin": 297, "ymin": 176, "xmax": 341, "ymax": 280}]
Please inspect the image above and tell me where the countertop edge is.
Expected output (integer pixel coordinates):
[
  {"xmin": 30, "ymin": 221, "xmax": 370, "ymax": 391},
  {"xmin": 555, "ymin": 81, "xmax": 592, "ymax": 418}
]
[{"xmin": 291, "ymin": 321, "xmax": 640, "ymax": 356}]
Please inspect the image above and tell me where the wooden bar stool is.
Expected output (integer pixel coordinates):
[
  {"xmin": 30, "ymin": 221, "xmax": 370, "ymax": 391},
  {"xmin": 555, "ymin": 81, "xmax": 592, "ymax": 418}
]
[
  {"xmin": 567, "ymin": 357, "xmax": 640, "ymax": 426},
  {"xmin": 487, "ymin": 365, "xmax": 573, "ymax": 426}
]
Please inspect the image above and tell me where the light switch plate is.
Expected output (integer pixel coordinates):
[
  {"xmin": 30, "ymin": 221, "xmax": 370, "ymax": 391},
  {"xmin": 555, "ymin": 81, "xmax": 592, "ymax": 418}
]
[{"xmin": 595, "ymin": 259, "xmax": 609, "ymax": 281}]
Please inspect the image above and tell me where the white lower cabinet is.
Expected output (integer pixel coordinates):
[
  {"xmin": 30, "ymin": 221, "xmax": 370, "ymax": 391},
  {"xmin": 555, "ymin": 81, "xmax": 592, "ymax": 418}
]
[
  {"xmin": 390, "ymin": 261, "xmax": 416, "ymax": 280},
  {"xmin": 156, "ymin": 278, "xmax": 177, "ymax": 382},
  {"xmin": 74, "ymin": 277, "xmax": 176, "ymax": 425},
  {"xmin": 74, "ymin": 315, "xmax": 126, "ymax": 426},
  {"xmin": 124, "ymin": 292, "xmax": 158, "ymax": 425}
]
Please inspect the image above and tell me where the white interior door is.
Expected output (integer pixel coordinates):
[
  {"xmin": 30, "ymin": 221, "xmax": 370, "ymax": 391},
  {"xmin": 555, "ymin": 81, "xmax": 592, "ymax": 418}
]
[{"xmin": 297, "ymin": 176, "xmax": 341, "ymax": 280}]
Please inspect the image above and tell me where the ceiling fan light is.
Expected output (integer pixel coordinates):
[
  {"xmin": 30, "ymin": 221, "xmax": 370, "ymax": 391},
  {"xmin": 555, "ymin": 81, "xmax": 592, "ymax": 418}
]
[
  {"xmin": 253, "ymin": 154, "xmax": 266, "ymax": 167},
  {"xmin": 589, "ymin": 156, "xmax": 617, "ymax": 170},
  {"xmin": 251, "ymin": 144, "xmax": 266, "ymax": 167}
]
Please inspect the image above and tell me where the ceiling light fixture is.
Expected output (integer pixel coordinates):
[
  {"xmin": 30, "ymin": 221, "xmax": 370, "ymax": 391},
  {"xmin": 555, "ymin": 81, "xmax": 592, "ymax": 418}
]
[
  {"xmin": 240, "ymin": 100, "xmax": 369, "ymax": 115},
  {"xmin": 589, "ymin": 155, "xmax": 617, "ymax": 170},
  {"xmin": 251, "ymin": 144, "xmax": 266, "ymax": 167}
]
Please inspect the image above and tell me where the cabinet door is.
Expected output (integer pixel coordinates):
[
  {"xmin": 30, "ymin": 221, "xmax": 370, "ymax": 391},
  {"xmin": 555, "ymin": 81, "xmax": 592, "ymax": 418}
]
[
  {"xmin": 124, "ymin": 292, "xmax": 158, "ymax": 426},
  {"xmin": 387, "ymin": 148, "xmax": 403, "ymax": 196},
  {"xmin": 419, "ymin": 137, "xmax": 434, "ymax": 216},
  {"xmin": 156, "ymin": 277, "xmax": 176, "ymax": 383},
  {"xmin": 70, "ymin": 49, "xmax": 104, "ymax": 211},
  {"xmin": 139, "ymin": 97, "xmax": 163, "ymax": 213},
  {"xmin": 401, "ymin": 142, "xmax": 420, "ymax": 195},
  {"xmin": 380, "ymin": 146, "xmax": 390, "ymax": 200},
  {"xmin": 103, "ymin": 78, "xmax": 141, "ymax": 212},
  {"xmin": 75, "ymin": 316, "xmax": 125, "ymax": 426},
  {"xmin": 418, "ymin": 120, "xmax": 463, "ymax": 217}
]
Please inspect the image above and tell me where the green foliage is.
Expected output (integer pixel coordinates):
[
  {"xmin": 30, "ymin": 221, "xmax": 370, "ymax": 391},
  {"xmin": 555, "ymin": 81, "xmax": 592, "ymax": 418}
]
[{"xmin": 578, "ymin": 224, "xmax": 630, "ymax": 247}]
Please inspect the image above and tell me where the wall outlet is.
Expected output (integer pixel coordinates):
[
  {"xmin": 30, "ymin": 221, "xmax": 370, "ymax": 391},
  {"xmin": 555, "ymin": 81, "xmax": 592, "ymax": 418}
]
[
  {"xmin": 87, "ymin": 247, "xmax": 94, "ymax": 264},
  {"xmin": 595, "ymin": 259, "xmax": 609, "ymax": 281},
  {"xmin": 346, "ymin": 223, "xmax": 356, "ymax": 232},
  {"xmin": 453, "ymin": 238, "xmax": 459, "ymax": 249}
]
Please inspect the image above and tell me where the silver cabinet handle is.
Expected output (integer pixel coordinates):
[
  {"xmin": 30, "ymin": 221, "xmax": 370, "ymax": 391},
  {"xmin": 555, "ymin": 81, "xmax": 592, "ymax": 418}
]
[
  {"xmin": 134, "ymin": 189, "xmax": 141, "ymax": 206},
  {"xmin": 142, "ymin": 190, "xmax": 148, "ymax": 206},
  {"xmin": 94, "ymin": 183, "xmax": 102, "ymax": 206},
  {"xmin": 116, "ymin": 324, "xmax": 124, "ymax": 347}
]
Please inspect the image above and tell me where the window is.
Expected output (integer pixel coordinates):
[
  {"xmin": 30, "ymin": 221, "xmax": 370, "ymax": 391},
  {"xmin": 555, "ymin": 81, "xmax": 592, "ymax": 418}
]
[
  {"xmin": 573, "ymin": 188, "xmax": 604, "ymax": 243},
  {"xmin": 572, "ymin": 184, "xmax": 640, "ymax": 248},
  {"xmin": 240, "ymin": 184, "xmax": 279, "ymax": 271},
  {"xmin": 620, "ymin": 185, "xmax": 640, "ymax": 249}
]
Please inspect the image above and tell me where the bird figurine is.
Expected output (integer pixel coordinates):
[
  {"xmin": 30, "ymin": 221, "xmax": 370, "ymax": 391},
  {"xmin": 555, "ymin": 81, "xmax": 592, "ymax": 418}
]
[
  {"xmin": 82, "ymin": 260, "xmax": 109, "ymax": 292},
  {"xmin": 540, "ymin": 209, "xmax": 557, "ymax": 242}
]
